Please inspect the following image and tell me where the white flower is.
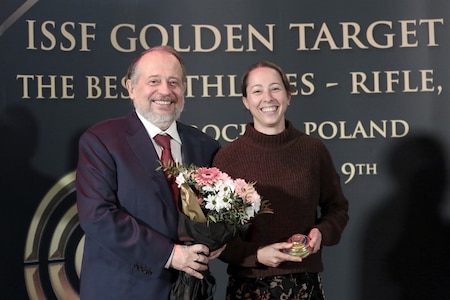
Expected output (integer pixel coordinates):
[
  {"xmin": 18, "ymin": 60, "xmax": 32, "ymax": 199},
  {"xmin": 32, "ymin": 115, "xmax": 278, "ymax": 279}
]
[
  {"xmin": 175, "ymin": 173, "xmax": 186, "ymax": 187},
  {"xmin": 214, "ymin": 193, "xmax": 232, "ymax": 211},
  {"xmin": 201, "ymin": 184, "xmax": 217, "ymax": 193},
  {"xmin": 204, "ymin": 194, "xmax": 219, "ymax": 211},
  {"xmin": 245, "ymin": 206, "xmax": 255, "ymax": 219},
  {"xmin": 245, "ymin": 201, "xmax": 261, "ymax": 219}
]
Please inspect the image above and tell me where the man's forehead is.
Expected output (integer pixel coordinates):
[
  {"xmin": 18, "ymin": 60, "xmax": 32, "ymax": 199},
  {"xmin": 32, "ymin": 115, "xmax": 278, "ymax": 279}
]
[{"xmin": 138, "ymin": 53, "xmax": 183, "ymax": 76}]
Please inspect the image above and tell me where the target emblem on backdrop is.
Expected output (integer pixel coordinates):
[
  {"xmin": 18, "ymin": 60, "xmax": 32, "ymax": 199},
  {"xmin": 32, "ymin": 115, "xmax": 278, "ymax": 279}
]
[{"xmin": 24, "ymin": 171, "xmax": 84, "ymax": 300}]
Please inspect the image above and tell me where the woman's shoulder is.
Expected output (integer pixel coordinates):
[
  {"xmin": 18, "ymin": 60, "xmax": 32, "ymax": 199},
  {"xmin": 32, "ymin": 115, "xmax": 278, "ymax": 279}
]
[
  {"xmin": 216, "ymin": 137, "xmax": 245, "ymax": 154},
  {"xmin": 289, "ymin": 126, "xmax": 331, "ymax": 156}
]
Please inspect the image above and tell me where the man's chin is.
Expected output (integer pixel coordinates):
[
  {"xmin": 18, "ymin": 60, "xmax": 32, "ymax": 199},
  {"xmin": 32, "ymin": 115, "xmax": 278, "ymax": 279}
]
[
  {"xmin": 136, "ymin": 106, "xmax": 182, "ymax": 127},
  {"xmin": 146, "ymin": 113, "xmax": 176, "ymax": 128}
]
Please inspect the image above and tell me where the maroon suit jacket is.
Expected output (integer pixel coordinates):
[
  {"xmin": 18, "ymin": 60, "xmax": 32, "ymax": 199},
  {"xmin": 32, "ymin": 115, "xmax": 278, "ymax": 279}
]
[{"xmin": 76, "ymin": 111, "xmax": 220, "ymax": 299}]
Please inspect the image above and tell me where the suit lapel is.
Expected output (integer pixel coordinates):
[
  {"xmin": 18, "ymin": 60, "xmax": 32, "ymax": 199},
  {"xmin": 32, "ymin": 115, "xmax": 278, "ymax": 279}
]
[
  {"xmin": 125, "ymin": 112, "xmax": 177, "ymax": 210},
  {"xmin": 178, "ymin": 124, "xmax": 202, "ymax": 166}
]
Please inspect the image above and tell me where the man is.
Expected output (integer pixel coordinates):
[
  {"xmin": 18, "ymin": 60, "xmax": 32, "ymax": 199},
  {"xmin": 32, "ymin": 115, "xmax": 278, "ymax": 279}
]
[{"xmin": 76, "ymin": 46, "xmax": 223, "ymax": 299}]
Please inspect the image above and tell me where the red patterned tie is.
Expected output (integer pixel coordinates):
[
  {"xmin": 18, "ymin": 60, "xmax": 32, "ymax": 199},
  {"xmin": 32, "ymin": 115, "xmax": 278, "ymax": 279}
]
[{"xmin": 154, "ymin": 134, "xmax": 179, "ymax": 208}]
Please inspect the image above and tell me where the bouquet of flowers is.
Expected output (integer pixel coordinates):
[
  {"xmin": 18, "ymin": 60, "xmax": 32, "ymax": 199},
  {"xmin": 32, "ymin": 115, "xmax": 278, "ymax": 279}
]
[{"xmin": 158, "ymin": 161, "xmax": 272, "ymax": 300}]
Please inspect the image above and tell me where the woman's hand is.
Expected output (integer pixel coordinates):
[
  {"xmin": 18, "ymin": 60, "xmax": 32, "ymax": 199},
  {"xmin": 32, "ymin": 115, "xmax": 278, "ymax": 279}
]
[
  {"xmin": 308, "ymin": 228, "xmax": 322, "ymax": 254},
  {"xmin": 256, "ymin": 242, "xmax": 303, "ymax": 267}
]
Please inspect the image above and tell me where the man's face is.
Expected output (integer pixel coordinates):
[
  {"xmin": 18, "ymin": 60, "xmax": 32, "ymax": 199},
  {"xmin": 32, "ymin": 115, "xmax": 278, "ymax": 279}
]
[{"xmin": 127, "ymin": 50, "xmax": 186, "ymax": 130}]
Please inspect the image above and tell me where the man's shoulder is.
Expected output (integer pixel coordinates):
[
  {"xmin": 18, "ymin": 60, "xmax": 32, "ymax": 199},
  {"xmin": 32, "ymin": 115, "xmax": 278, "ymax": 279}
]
[
  {"xmin": 80, "ymin": 113, "xmax": 135, "ymax": 142},
  {"xmin": 87, "ymin": 112, "xmax": 134, "ymax": 133},
  {"xmin": 177, "ymin": 122, "xmax": 221, "ymax": 153},
  {"xmin": 177, "ymin": 122, "xmax": 215, "ymax": 141}
]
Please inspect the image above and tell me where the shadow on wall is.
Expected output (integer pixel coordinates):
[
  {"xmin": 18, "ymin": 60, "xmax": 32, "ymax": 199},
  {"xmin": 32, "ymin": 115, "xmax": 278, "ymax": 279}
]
[
  {"xmin": 359, "ymin": 133, "xmax": 450, "ymax": 300},
  {"xmin": 0, "ymin": 105, "xmax": 55, "ymax": 299},
  {"xmin": 68, "ymin": 128, "xmax": 87, "ymax": 171}
]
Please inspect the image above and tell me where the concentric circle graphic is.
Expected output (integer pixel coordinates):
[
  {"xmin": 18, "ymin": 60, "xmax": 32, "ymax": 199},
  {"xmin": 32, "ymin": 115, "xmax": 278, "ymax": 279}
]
[{"xmin": 24, "ymin": 171, "xmax": 84, "ymax": 300}]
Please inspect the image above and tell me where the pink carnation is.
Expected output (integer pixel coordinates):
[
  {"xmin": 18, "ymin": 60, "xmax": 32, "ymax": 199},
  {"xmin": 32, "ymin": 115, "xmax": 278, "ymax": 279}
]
[
  {"xmin": 234, "ymin": 179, "xmax": 248, "ymax": 198},
  {"xmin": 219, "ymin": 171, "xmax": 232, "ymax": 182},
  {"xmin": 195, "ymin": 167, "xmax": 222, "ymax": 185},
  {"xmin": 245, "ymin": 189, "xmax": 261, "ymax": 204},
  {"xmin": 234, "ymin": 179, "xmax": 260, "ymax": 203}
]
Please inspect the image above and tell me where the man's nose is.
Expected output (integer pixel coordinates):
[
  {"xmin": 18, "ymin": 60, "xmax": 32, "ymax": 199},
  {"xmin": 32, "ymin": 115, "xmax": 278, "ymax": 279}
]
[{"xmin": 158, "ymin": 80, "xmax": 171, "ymax": 95}]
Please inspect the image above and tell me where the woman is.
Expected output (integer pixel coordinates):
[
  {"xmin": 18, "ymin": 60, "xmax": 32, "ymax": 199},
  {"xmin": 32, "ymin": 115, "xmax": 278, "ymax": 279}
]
[{"xmin": 213, "ymin": 61, "xmax": 349, "ymax": 299}]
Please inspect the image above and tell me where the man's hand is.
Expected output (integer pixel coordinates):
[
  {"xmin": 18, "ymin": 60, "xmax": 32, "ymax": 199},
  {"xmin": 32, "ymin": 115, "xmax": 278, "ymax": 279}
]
[{"xmin": 170, "ymin": 244, "xmax": 210, "ymax": 279}]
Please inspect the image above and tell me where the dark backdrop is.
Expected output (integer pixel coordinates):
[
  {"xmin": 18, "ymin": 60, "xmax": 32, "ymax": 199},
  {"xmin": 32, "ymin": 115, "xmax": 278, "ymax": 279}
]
[{"xmin": 1, "ymin": 0, "xmax": 450, "ymax": 299}]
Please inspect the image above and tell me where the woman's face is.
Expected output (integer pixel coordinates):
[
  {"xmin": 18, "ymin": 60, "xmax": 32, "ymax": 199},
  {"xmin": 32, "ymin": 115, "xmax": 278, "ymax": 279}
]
[{"xmin": 243, "ymin": 66, "xmax": 291, "ymax": 135}]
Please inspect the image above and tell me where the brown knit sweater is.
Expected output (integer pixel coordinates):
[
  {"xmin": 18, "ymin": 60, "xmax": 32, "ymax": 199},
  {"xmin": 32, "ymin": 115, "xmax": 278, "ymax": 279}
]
[{"xmin": 213, "ymin": 121, "xmax": 349, "ymax": 278}]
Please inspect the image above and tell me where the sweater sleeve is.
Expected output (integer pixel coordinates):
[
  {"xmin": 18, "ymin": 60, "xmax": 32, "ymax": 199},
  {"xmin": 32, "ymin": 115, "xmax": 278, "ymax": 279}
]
[
  {"xmin": 218, "ymin": 235, "xmax": 263, "ymax": 268},
  {"xmin": 314, "ymin": 142, "xmax": 349, "ymax": 246}
]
